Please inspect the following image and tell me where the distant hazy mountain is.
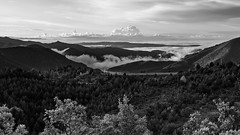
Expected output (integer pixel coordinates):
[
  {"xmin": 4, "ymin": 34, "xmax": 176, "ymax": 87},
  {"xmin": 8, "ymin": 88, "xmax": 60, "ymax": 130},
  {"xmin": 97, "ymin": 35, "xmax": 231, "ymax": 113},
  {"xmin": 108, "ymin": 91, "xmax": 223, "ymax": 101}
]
[
  {"xmin": 81, "ymin": 42, "xmax": 200, "ymax": 48},
  {"xmin": 0, "ymin": 37, "xmax": 39, "ymax": 48},
  {"xmin": 109, "ymin": 37, "xmax": 240, "ymax": 73},
  {"xmin": 0, "ymin": 44, "xmax": 86, "ymax": 70}
]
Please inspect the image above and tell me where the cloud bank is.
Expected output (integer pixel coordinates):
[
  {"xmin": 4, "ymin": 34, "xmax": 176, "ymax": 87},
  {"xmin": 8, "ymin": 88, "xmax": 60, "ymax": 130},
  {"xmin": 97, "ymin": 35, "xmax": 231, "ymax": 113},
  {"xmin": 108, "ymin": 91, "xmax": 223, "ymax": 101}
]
[
  {"xmin": 66, "ymin": 54, "xmax": 160, "ymax": 70},
  {"xmin": 51, "ymin": 48, "xmax": 69, "ymax": 54},
  {"xmin": 59, "ymin": 30, "xmax": 106, "ymax": 37}
]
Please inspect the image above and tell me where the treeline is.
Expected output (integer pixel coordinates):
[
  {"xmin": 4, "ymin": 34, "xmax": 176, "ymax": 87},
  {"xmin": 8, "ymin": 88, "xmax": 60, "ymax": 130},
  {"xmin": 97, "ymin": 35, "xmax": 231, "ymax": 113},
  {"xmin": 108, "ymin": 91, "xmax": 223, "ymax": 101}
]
[{"xmin": 1, "ymin": 62, "xmax": 240, "ymax": 134}]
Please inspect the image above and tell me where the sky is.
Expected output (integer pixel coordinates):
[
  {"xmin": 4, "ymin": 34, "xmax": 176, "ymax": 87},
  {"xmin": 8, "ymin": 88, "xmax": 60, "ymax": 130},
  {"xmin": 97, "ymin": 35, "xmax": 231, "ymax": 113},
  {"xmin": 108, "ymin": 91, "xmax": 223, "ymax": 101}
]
[{"xmin": 0, "ymin": 0, "xmax": 240, "ymax": 37}]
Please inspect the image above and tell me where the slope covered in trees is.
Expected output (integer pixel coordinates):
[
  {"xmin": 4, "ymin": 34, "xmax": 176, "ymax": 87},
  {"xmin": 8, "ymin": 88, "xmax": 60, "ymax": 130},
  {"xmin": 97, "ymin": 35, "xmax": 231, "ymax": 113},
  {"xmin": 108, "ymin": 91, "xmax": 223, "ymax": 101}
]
[
  {"xmin": 109, "ymin": 61, "xmax": 176, "ymax": 73},
  {"xmin": 1, "ymin": 61, "xmax": 240, "ymax": 134}
]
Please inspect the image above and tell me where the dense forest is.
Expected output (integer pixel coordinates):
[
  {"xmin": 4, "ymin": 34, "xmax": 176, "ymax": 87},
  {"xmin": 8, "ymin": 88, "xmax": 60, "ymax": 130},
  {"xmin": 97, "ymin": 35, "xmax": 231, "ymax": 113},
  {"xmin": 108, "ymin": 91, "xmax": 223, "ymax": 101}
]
[{"xmin": 1, "ymin": 62, "xmax": 240, "ymax": 134}]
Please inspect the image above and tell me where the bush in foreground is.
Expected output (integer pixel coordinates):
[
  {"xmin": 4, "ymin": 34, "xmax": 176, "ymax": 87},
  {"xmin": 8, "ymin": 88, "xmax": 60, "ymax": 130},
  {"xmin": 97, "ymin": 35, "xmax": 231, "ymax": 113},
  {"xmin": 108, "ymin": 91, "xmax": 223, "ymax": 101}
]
[
  {"xmin": 0, "ymin": 105, "xmax": 28, "ymax": 135},
  {"xmin": 40, "ymin": 95, "xmax": 152, "ymax": 135},
  {"xmin": 183, "ymin": 99, "xmax": 240, "ymax": 135}
]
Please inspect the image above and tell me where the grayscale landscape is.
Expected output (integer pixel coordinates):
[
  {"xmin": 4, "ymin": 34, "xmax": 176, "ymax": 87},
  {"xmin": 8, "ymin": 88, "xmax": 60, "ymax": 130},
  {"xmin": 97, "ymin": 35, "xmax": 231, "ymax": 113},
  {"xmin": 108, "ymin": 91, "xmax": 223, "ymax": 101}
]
[{"xmin": 1, "ymin": 0, "xmax": 240, "ymax": 135}]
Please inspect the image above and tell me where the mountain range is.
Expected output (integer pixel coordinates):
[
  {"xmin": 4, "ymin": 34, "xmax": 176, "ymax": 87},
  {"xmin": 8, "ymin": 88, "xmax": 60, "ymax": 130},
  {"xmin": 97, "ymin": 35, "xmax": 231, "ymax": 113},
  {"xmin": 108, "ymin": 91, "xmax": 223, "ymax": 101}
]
[
  {"xmin": 81, "ymin": 42, "xmax": 200, "ymax": 48},
  {"xmin": 109, "ymin": 37, "xmax": 240, "ymax": 73},
  {"xmin": 0, "ymin": 36, "xmax": 240, "ymax": 72}
]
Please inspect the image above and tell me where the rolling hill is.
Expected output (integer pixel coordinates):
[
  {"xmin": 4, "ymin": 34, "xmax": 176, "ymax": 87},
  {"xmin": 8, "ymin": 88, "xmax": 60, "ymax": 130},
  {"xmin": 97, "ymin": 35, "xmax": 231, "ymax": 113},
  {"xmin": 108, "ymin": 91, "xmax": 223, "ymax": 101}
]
[
  {"xmin": 45, "ymin": 41, "xmax": 175, "ymax": 61},
  {"xmin": 0, "ymin": 44, "xmax": 87, "ymax": 70},
  {"xmin": 0, "ymin": 37, "xmax": 39, "ymax": 48}
]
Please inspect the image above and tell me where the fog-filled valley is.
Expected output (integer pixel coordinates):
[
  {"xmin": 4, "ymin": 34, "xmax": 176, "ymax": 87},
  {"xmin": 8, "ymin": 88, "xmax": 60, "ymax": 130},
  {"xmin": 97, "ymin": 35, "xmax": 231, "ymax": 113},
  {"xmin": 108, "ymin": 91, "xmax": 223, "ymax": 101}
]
[{"xmin": 51, "ymin": 45, "xmax": 201, "ymax": 70}]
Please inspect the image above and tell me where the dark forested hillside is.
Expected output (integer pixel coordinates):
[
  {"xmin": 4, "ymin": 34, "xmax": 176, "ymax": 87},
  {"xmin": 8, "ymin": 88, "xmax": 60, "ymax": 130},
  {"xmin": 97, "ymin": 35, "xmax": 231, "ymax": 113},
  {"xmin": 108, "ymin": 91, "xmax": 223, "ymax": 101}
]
[
  {"xmin": 109, "ymin": 61, "xmax": 176, "ymax": 73},
  {"xmin": 1, "ymin": 61, "xmax": 240, "ymax": 134},
  {"xmin": 0, "ymin": 45, "xmax": 87, "ymax": 70}
]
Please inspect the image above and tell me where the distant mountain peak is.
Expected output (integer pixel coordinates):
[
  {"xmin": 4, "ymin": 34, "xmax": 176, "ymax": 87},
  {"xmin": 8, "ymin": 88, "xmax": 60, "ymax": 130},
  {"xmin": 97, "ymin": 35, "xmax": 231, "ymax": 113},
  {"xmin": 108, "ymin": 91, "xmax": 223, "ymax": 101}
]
[{"xmin": 27, "ymin": 44, "xmax": 45, "ymax": 49}]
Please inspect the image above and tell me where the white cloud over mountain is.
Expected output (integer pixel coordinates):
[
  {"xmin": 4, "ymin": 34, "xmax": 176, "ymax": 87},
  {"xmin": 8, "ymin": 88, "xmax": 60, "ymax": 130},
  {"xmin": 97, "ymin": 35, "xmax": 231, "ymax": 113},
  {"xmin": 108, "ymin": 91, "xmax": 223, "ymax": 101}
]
[
  {"xmin": 111, "ymin": 26, "xmax": 141, "ymax": 36},
  {"xmin": 59, "ymin": 30, "xmax": 106, "ymax": 37},
  {"xmin": 54, "ymin": 26, "xmax": 142, "ymax": 37}
]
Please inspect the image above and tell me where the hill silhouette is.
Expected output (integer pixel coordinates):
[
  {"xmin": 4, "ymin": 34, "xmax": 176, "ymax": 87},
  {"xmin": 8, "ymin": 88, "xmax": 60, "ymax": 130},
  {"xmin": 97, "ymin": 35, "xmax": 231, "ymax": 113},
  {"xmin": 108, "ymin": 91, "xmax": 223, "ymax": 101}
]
[
  {"xmin": 45, "ymin": 41, "xmax": 174, "ymax": 61},
  {"xmin": 109, "ymin": 61, "xmax": 176, "ymax": 73},
  {"xmin": 0, "ymin": 45, "xmax": 86, "ymax": 70}
]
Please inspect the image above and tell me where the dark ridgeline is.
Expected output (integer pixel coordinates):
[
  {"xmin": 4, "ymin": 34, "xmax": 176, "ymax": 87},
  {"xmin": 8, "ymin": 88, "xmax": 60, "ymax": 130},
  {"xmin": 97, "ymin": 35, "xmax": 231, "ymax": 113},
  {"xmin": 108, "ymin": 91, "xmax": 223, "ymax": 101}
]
[
  {"xmin": 0, "ymin": 44, "xmax": 86, "ymax": 71},
  {"xmin": 0, "ymin": 37, "xmax": 40, "ymax": 48}
]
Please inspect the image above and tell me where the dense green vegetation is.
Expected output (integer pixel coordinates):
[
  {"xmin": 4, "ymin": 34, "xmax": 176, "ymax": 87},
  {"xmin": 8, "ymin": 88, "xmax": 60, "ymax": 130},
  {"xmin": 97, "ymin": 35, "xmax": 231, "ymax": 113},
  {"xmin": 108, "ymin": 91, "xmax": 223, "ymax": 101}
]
[{"xmin": 1, "ymin": 61, "xmax": 240, "ymax": 134}]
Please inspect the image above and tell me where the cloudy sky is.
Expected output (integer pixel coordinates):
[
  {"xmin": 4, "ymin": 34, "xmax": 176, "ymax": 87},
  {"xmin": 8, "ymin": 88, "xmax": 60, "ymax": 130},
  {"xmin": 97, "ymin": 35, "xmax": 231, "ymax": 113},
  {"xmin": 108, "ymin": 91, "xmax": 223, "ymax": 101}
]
[{"xmin": 0, "ymin": 0, "xmax": 240, "ymax": 37}]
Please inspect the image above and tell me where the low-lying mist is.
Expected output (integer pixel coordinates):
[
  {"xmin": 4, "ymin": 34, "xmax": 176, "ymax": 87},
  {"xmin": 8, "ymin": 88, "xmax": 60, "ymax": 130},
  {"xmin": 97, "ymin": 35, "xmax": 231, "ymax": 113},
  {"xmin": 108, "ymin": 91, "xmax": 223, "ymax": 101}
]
[
  {"xmin": 66, "ymin": 55, "xmax": 161, "ymax": 70},
  {"xmin": 52, "ymin": 47, "xmax": 201, "ymax": 70},
  {"xmin": 125, "ymin": 47, "xmax": 202, "ymax": 61}
]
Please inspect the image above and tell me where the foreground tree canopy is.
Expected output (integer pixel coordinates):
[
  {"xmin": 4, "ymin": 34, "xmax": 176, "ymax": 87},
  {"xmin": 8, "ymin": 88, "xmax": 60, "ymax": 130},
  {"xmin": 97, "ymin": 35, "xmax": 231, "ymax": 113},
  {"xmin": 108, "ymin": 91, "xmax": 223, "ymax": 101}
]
[
  {"xmin": 2, "ymin": 96, "xmax": 240, "ymax": 135},
  {"xmin": 1, "ymin": 96, "xmax": 152, "ymax": 135},
  {"xmin": 183, "ymin": 99, "xmax": 240, "ymax": 135}
]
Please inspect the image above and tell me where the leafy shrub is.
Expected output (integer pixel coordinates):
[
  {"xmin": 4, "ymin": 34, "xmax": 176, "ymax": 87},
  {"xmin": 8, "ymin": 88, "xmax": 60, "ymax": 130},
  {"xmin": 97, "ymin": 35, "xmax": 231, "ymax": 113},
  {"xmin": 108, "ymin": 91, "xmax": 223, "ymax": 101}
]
[
  {"xmin": 183, "ymin": 99, "xmax": 240, "ymax": 135},
  {"xmin": 0, "ymin": 105, "xmax": 28, "ymax": 135}
]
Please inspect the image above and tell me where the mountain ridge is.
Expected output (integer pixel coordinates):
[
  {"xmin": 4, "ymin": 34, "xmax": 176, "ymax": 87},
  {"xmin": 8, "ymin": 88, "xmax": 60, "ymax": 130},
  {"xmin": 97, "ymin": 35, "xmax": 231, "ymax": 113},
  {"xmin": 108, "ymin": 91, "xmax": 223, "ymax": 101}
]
[{"xmin": 109, "ymin": 37, "xmax": 240, "ymax": 73}]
